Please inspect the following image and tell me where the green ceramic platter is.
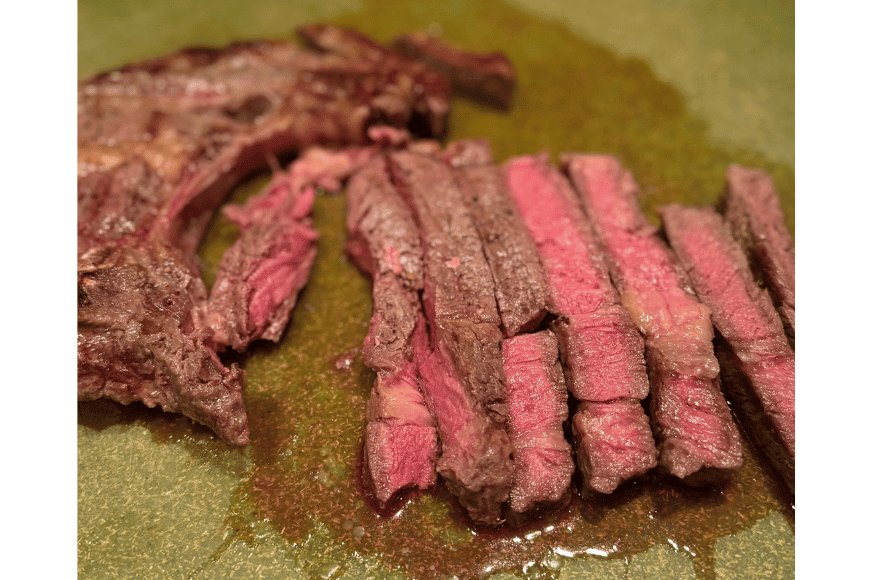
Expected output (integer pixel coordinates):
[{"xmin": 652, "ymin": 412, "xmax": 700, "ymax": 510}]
[{"xmin": 77, "ymin": 1, "xmax": 795, "ymax": 578}]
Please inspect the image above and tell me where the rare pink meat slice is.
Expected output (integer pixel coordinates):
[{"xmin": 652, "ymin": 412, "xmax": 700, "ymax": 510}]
[
  {"xmin": 207, "ymin": 147, "xmax": 373, "ymax": 351},
  {"xmin": 392, "ymin": 31, "xmax": 516, "ymax": 111},
  {"xmin": 721, "ymin": 164, "xmax": 795, "ymax": 340},
  {"xmin": 563, "ymin": 154, "xmax": 742, "ymax": 486},
  {"xmin": 345, "ymin": 156, "xmax": 437, "ymax": 506},
  {"xmin": 572, "ymin": 400, "xmax": 657, "ymax": 494},
  {"xmin": 445, "ymin": 139, "xmax": 550, "ymax": 337},
  {"xmin": 659, "ymin": 204, "xmax": 795, "ymax": 459},
  {"xmin": 503, "ymin": 154, "xmax": 655, "ymax": 493},
  {"xmin": 502, "ymin": 331, "xmax": 574, "ymax": 519}
]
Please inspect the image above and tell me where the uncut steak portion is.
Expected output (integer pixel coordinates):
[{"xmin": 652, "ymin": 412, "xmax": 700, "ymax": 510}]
[
  {"xmin": 659, "ymin": 204, "xmax": 795, "ymax": 459},
  {"xmin": 77, "ymin": 242, "xmax": 248, "ymax": 446},
  {"xmin": 721, "ymin": 164, "xmax": 795, "ymax": 340},
  {"xmin": 503, "ymin": 154, "xmax": 656, "ymax": 493},
  {"xmin": 345, "ymin": 155, "xmax": 436, "ymax": 505},
  {"xmin": 393, "ymin": 32, "xmax": 516, "ymax": 111},
  {"xmin": 563, "ymin": 154, "xmax": 742, "ymax": 486},
  {"xmin": 388, "ymin": 149, "xmax": 513, "ymax": 523},
  {"xmin": 502, "ymin": 331, "xmax": 574, "ymax": 520},
  {"xmin": 78, "ymin": 24, "xmax": 452, "ymax": 259},
  {"xmin": 446, "ymin": 139, "xmax": 550, "ymax": 337}
]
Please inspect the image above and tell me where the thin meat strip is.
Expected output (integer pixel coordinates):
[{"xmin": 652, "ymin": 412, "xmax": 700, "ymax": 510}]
[
  {"xmin": 503, "ymin": 154, "xmax": 657, "ymax": 494},
  {"xmin": 389, "ymin": 149, "xmax": 512, "ymax": 525},
  {"xmin": 345, "ymin": 155, "xmax": 437, "ymax": 507},
  {"xmin": 721, "ymin": 164, "xmax": 795, "ymax": 340},
  {"xmin": 563, "ymin": 154, "xmax": 742, "ymax": 486},
  {"xmin": 445, "ymin": 139, "xmax": 550, "ymax": 337},
  {"xmin": 659, "ymin": 204, "xmax": 795, "ymax": 460},
  {"xmin": 207, "ymin": 147, "xmax": 373, "ymax": 352},
  {"xmin": 502, "ymin": 331, "xmax": 574, "ymax": 521}
]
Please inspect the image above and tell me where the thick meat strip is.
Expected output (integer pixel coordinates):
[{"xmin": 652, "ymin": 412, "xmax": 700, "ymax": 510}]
[
  {"xmin": 345, "ymin": 156, "xmax": 437, "ymax": 506},
  {"xmin": 389, "ymin": 149, "xmax": 512, "ymax": 524},
  {"xmin": 393, "ymin": 32, "xmax": 516, "ymax": 111},
  {"xmin": 502, "ymin": 331, "xmax": 574, "ymax": 520},
  {"xmin": 563, "ymin": 154, "xmax": 742, "ymax": 486},
  {"xmin": 446, "ymin": 139, "xmax": 550, "ymax": 337},
  {"xmin": 503, "ymin": 154, "xmax": 656, "ymax": 494},
  {"xmin": 721, "ymin": 164, "xmax": 795, "ymax": 340},
  {"xmin": 659, "ymin": 204, "xmax": 795, "ymax": 459}
]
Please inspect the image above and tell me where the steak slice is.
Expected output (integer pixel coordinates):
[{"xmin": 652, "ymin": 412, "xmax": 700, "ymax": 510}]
[
  {"xmin": 345, "ymin": 156, "xmax": 437, "ymax": 505},
  {"xmin": 206, "ymin": 147, "xmax": 375, "ymax": 352},
  {"xmin": 418, "ymin": 342, "xmax": 513, "ymax": 526},
  {"xmin": 572, "ymin": 400, "xmax": 657, "ymax": 494},
  {"xmin": 446, "ymin": 139, "xmax": 550, "ymax": 337},
  {"xmin": 659, "ymin": 204, "xmax": 795, "ymax": 459},
  {"xmin": 503, "ymin": 154, "xmax": 655, "ymax": 493},
  {"xmin": 393, "ymin": 32, "xmax": 516, "ymax": 111},
  {"xmin": 77, "ymin": 242, "xmax": 248, "ymax": 446},
  {"xmin": 721, "ymin": 164, "xmax": 795, "ymax": 340},
  {"xmin": 388, "ymin": 149, "xmax": 513, "ymax": 522},
  {"xmin": 563, "ymin": 154, "xmax": 742, "ymax": 486},
  {"xmin": 502, "ymin": 331, "xmax": 574, "ymax": 519},
  {"xmin": 388, "ymin": 149, "xmax": 500, "ymax": 326}
]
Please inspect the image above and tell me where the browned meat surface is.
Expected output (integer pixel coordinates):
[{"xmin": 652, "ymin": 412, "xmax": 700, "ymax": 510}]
[
  {"xmin": 393, "ymin": 32, "xmax": 516, "ymax": 111},
  {"xmin": 721, "ymin": 164, "xmax": 795, "ymax": 341},
  {"xmin": 345, "ymin": 155, "xmax": 437, "ymax": 505},
  {"xmin": 446, "ymin": 139, "xmax": 550, "ymax": 337},
  {"xmin": 77, "ymin": 242, "xmax": 248, "ymax": 446}
]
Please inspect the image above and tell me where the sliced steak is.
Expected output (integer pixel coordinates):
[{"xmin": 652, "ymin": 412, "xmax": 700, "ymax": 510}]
[
  {"xmin": 388, "ymin": 149, "xmax": 512, "ymax": 522},
  {"xmin": 77, "ymin": 242, "xmax": 248, "ymax": 446},
  {"xmin": 659, "ymin": 204, "xmax": 795, "ymax": 459},
  {"xmin": 503, "ymin": 154, "xmax": 655, "ymax": 493},
  {"xmin": 563, "ymin": 154, "xmax": 742, "ymax": 486},
  {"xmin": 345, "ymin": 156, "xmax": 437, "ymax": 505},
  {"xmin": 393, "ymin": 32, "xmax": 516, "ymax": 111},
  {"xmin": 446, "ymin": 139, "xmax": 550, "ymax": 337},
  {"xmin": 721, "ymin": 164, "xmax": 795, "ymax": 340},
  {"xmin": 502, "ymin": 331, "xmax": 574, "ymax": 519}
]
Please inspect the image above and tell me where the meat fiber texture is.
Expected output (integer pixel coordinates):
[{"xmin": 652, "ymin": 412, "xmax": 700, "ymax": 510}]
[
  {"xmin": 503, "ymin": 154, "xmax": 656, "ymax": 494},
  {"xmin": 77, "ymin": 242, "xmax": 249, "ymax": 446},
  {"xmin": 445, "ymin": 139, "xmax": 550, "ymax": 337},
  {"xmin": 207, "ymin": 147, "xmax": 373, "ymax": 352},
  {"xmin": 393, "ymin": 32, "xmax": 516, "ymax": 111},
  {"xmin": 502, "ymin": 331, "xmax": 574, "ymax": 520},
  {"xmin": 388, "ymin": 149, "xmax": 513, "ymax": 524},
  {"xmin": 563, "ymin": 154, "xmax": 743, "ymax": 486},
  {"xmin": 345, "ymin": 155, "xmax": 437, "ymax": 505},
  {"xmin": 659, "ymin": 204, "xmax": 795, "ymax": 458},
  {"xmin": 77, "ymin": 24, "xmax": 453, "ymax": 445},
  {"xmin": 721, "ymin": 165, "xmax": 795, "ymax": 341}
]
